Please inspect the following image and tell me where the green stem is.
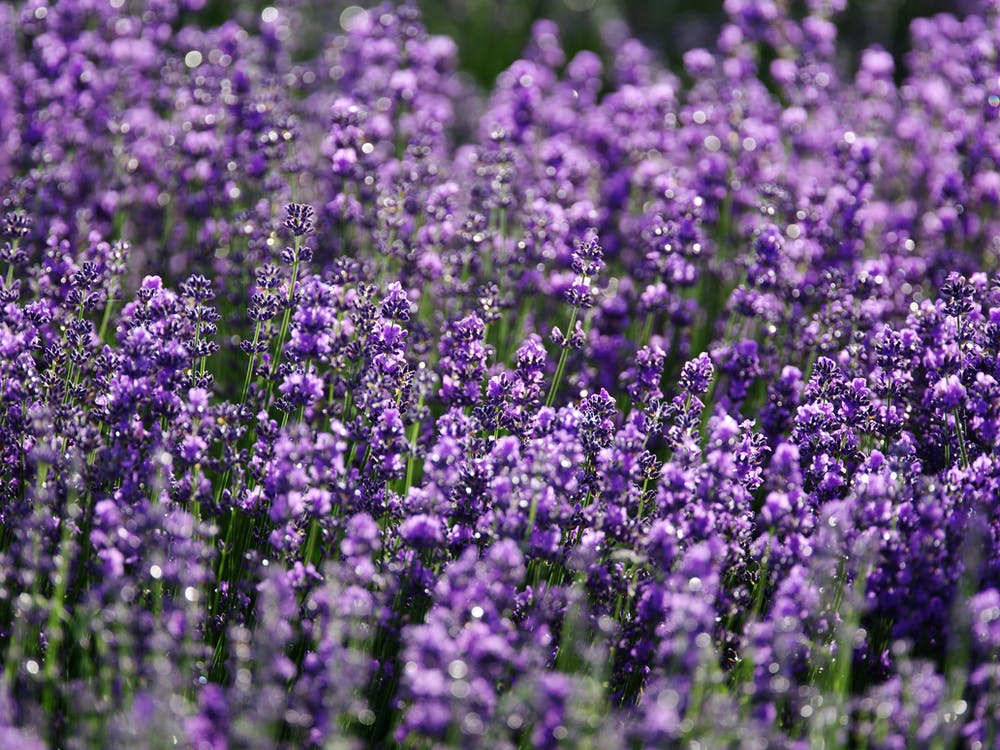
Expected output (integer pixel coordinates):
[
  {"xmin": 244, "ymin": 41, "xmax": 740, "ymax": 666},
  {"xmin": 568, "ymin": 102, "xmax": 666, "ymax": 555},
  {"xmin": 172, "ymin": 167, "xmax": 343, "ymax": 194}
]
[
  {"xmin": 239, "ymin": 321, "xmax": 264, "ymax": 405},
  {"xmin": 263, "ymin": 247, "xmax": 302, "ymax": 412},
  {"xmin": 303, "ymin": 519, "xmax": 321, "ymax": 568},
  {"xmin": 4, "ymin": 239, "xmax": 19, "ymax": 289},
  {"xmin": 639, "ymin": 312, "xmax": 654, "ymax": 349},
  {"xmin": 403, "ymin": 393, "xmax": 425, "ymax": 494},
  {"xmin": 97, "ymin": 280, "xmax": 118, "ymax": 343},
  {"xmin": 42, "ymin": 508, "xmax": 76, "ymax": 726},
  {"xmin": 545, "ymin": 306, "xmax": 579, "ymax": 408},
  {"xmin": 953, "ymin": 409, "xmax": 969, "ymax": 469}
]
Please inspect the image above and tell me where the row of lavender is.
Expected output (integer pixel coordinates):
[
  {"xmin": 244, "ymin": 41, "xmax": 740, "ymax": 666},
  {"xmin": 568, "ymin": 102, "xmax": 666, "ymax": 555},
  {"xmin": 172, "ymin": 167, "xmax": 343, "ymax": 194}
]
[{"xmin": 2, "ymin": 0, "xmax": 1000, "ymax": 746}]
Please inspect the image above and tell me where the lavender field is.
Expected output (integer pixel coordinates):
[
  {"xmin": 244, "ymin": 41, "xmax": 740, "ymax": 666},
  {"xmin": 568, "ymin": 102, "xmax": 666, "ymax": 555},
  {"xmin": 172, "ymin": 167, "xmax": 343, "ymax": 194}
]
[{"xmin": 2, "ymin": 0, "xmax": 1000, "ymax": 747}]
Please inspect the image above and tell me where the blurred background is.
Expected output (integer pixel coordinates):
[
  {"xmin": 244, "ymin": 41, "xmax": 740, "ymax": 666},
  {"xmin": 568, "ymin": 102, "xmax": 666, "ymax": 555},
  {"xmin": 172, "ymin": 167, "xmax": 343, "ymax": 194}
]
[
  {"xmin": 416, "ymin": 0, "xmax": 979, "ymax": 85},
  {"xmin": 195, "ymin": 0, "xmax": 984, "ymax": 85}
]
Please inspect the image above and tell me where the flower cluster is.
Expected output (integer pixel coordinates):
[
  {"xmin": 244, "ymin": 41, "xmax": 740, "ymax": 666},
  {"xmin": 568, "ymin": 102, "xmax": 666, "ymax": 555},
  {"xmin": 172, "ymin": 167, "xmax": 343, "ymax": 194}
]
[{"xmin": 2, "ymin": 0, "xmax": 1000, "ymax": 747}]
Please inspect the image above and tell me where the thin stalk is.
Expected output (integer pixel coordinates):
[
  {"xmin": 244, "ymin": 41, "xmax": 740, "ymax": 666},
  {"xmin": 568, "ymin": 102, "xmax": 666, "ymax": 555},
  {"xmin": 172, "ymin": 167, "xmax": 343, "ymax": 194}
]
[
  {"xmin": 97, "ymin": 279, "xmax": 119, "ymax": 343},
  {"xmin": 545, "ymin": 306, "xmax": 579, "ymax": 408},
  {"xmin": 953, "ymin": 409, "xmax": 969, "ymax": 468},
  {"xmin": 638, "ymin": 311, "xmax": 654, "ymax": 349},
  {"xmin": 263, "ymin": 243, "xmax": 302, "ymax": 411},
  {"xmin": 302, "ymin": 519, "xmax": 321, "ymax": 569},
  {"xmin": 403, "ymin": 392, "xmax": 425, "ymax": 494},
  {"xmin": 44, "ymin": 498, "xmax": 79, "ymax": 731}
]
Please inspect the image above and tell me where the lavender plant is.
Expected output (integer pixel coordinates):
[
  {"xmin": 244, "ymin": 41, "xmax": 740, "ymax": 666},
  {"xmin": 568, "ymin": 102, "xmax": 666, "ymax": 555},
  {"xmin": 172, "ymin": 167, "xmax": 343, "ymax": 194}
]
[{"xmin": 1, "ymin": 0, "xmax": 1000, "ymax": 747}]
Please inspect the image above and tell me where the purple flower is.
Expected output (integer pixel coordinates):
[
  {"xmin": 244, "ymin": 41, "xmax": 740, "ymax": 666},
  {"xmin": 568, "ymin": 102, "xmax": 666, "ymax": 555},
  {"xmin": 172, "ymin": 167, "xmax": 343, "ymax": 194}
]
[{"xmin": 399, "ymin": 514, "xmax": 445, "ymax": 549}]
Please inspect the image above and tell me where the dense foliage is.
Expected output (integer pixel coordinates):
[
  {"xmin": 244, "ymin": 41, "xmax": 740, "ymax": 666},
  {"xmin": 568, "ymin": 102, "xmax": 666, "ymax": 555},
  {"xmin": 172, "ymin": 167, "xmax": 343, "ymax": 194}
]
[{"xmin": 2, "ymin": 0, "xmax": 1000, "ymax": 747}]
